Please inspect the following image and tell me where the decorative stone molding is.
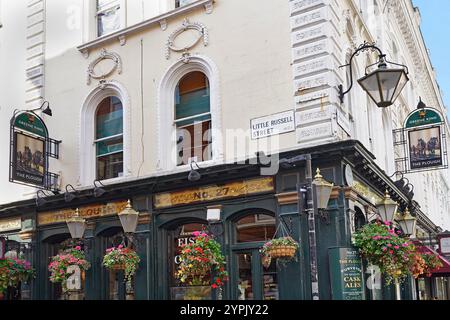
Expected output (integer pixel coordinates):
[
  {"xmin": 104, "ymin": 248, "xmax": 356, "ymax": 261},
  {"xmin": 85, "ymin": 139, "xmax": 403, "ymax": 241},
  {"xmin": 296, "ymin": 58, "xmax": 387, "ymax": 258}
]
[
  {"xmin": 289, "ymin": 0, "xmax": 343, "ymax": 147},
  {"xmin": 160, "ymin": 19, "xmax": 168, "ymax": 31},
  {"xmin": 118, "ymin": 35, "xmax": 126, "ymax": 46},
  {"xmin": 204, "ymin": 1, "xmax": 214, "ymax": 14},
  {"xmin": 25, "ymin": 0, "xmax": 46, "ymax": 108},
  {"xmin": 87, "ymin": 49, "xmax": 122, "ymax": 85},
  {"xmin": 165, "ymin": 18, "xmax": 209, "ymax": 60}
]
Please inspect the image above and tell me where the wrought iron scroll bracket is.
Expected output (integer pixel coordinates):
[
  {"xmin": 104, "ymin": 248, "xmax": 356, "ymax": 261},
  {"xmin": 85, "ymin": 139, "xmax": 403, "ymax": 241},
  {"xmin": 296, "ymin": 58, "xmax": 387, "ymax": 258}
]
[{"xmin": 338, "ymin": 41, "xmax": 385, "ymax": 103}]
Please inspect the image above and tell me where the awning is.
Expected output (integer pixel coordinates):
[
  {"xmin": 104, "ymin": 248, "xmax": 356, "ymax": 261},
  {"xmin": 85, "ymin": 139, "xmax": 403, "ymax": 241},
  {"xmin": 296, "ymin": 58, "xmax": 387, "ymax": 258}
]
[{"xmin": 415, "ymin": 242, "xmax": 450, "ymax": 275}]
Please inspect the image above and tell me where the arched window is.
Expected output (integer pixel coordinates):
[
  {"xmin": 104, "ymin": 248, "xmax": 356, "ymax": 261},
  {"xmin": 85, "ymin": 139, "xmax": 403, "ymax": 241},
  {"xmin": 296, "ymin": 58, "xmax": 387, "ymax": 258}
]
[
  {"xmin": 235, "ymin": 213, "xmax": 276, "ymax": 243},
  {"xmin": 175, "ymin": 71, "xmax": 212, "ymax": 166},
  {"xmin": 95, "ymin": 96, "xmax": 124, "ymax": 180}
]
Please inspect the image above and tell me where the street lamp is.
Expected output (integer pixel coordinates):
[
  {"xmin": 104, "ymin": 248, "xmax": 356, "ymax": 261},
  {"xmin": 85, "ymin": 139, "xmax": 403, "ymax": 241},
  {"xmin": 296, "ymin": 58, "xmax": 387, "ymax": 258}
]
[
  {"xmin": 339, "ymin": 41, "xmax": 409, "ymax": 109},
  {"xmin": 312, "ymin": 168, "xmax": 333, "ymax": 209},
  {"xmin": 397, "ymin": 208, "xmax": 417, "ymax": 238},
  {"xmin": 377, "ymin": 190, "xmax": 398, "ymax": 223},
  {"xmin": 66, "ymin": 208, "xmax": 86, "ymax": 239},
  {"xmin": 118, "ymin": 200, "xmax": 139, "ymax": 234}
]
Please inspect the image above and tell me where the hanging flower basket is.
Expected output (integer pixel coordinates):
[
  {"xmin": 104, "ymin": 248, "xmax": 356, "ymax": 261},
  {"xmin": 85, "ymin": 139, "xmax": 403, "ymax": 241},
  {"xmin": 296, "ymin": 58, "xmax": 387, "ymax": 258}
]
[
  {"xmin": 261, "ymin": 237, "xmax": 299, "ymax": 260},
  {"xmin": 48, "ymin": 246, "xmax": 90, "ymax": 293},
  {"xmin": 102, "ymin": 245, "xmax": 140, "ymax": 286},
  {"xmin": 176, "ymin": 231, "xmax": 228, "ymax": 289},
  {"xmin": 353, "ymin": 220, "xmax": 416, "ymax": 285},
  {"xmin": 111, "ymin": 264, "xmax": 126, "ymax": 271}
]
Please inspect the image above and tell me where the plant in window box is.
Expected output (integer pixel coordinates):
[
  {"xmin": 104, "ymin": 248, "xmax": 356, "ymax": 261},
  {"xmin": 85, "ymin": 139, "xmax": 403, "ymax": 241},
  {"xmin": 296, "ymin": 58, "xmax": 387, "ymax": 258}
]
[
  {"xmin": 102, "ymin": 244, "xmax": 140, "ymax": 286},
  {"xmin": 353, "ymin": 220, "xmax": 416, "ymax": 285},
  {"xmin": 176, "ymin": 231, "xmax": 228, "ymax": 295},
  {"xmin": 261, "ymin": 237, "xmax": 299, "ymax": 261},
  {"xmin": 48, "ymin": 246, "xmax": 90, "ymax": 293}
]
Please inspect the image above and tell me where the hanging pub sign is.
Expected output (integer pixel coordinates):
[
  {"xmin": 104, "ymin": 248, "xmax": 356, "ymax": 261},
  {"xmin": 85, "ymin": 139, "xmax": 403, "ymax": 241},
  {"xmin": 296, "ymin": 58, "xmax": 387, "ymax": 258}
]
[
  {"xmin": 393, "ymin": 107, "xmax": 448, "ymax": 174},
  {"xmin": 9, "ymin": 110, "xmax": 60, "ymax": 191}
]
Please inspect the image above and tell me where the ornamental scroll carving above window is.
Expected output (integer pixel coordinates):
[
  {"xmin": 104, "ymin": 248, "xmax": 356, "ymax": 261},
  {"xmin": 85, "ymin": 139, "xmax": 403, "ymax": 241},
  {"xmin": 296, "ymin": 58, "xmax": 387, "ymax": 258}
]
[
  {"xmin": 87, "ymin": 48, "xmax": 122, "ymax": 85},
  {"xmin": 165, "ymin": 18, "xmax": 209, "ymax": 62}
]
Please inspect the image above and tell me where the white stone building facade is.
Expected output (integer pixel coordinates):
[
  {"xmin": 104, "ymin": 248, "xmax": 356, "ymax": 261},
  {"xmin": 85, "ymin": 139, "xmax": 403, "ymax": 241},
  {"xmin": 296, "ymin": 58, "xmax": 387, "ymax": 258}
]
[{"xmin": 0, "ymin": 0, "xmax": 449, "ymax": 231}]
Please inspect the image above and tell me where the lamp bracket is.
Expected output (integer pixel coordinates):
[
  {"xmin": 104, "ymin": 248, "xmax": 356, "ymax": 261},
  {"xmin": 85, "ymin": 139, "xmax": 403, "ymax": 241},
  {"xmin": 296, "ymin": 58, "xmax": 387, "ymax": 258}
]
[{"xmin": 338, "ymin": 41, "xmax": 408, "ymax": 104}]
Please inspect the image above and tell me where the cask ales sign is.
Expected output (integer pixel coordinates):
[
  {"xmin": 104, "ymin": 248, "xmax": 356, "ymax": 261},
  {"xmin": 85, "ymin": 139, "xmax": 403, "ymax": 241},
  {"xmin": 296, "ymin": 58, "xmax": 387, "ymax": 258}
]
[{"xmin": 329, "ymin": 247, "xmax": 365, "ymax": 300}]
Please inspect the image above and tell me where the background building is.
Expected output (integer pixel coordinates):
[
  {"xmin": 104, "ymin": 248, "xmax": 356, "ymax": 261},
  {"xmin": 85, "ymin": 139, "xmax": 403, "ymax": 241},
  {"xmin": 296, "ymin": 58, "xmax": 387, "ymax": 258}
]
[{"xmin": 0, "ymin": 0, "xmax": 449, "ymax": 300}]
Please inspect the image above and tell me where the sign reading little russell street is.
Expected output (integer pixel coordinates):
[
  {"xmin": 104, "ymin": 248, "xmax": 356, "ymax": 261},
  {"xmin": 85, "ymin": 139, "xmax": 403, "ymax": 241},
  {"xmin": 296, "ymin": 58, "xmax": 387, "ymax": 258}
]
[
  {"xmin": 329, "ymin": 247, "xmax": 365, "ymax": 300},
  {"xmin": 250, "ymin": 110, "xmax": 295, "ymax": 139}
]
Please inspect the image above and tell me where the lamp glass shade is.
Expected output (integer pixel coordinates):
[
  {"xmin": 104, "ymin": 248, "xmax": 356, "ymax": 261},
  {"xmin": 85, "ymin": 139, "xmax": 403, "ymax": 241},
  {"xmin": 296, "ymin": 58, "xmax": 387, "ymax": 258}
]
[
  {"xmin": 67, "ymin": 217, "xmax": 86, "ymax": 239},
  {"xmin": 118, "ymin": 200, "xmax": 139, "ymax": 233},
  {"xmin": 312, "ymin": 169, "xmax": 334, "ymax": 209},
  {"xmin": 377, "ymin": 191, "xmax": 398, "ymax": 222},
  {"xmin": 398, "ymin": 210, "xmax": 417, "ymax": 238},
  {"xmin": 358, "ymin": 68, "xmax": 409, "ymax": 108}
]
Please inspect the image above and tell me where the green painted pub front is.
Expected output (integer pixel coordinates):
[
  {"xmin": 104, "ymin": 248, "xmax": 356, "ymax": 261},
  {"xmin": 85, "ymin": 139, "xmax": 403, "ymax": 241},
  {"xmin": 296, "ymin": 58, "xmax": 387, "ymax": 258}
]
[{"xmin": 0, "ymin": 141, "xmax": 439, "ymax": 300}]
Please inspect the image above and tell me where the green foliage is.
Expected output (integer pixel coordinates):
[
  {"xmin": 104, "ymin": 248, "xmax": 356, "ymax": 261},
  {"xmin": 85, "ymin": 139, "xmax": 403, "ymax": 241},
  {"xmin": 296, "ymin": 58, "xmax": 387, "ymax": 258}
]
[
  {"xmin": 48, "ymin": 246, "xmax": 90, "ymax": 292},
  {"xmin": 353, "ymin": 220, "xmax": 415, "ymax": 285},
  {"xmin": 177, "ymin": 231, "xmax": 228, "ymax": 289},
  {"xmin": 102, "ymin": 245, "xmax": 140, "ymax": 286},
  {"xmin": 0, "ymin": 257, "xmax": 35, "ymax": 294}
]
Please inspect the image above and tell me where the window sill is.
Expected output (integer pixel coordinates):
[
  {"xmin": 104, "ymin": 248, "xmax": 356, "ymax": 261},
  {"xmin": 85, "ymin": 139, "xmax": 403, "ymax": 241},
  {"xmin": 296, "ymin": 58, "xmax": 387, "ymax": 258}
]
[{"xmin": 77, "ymin": 0, "xmax": 214, "ymax": 57}]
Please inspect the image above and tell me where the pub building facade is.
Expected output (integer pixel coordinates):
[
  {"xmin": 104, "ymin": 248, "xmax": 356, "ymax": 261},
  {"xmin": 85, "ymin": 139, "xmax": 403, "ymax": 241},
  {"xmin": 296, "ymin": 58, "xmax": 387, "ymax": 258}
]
[
  {"xmin": 0, "ymin": 140, "xmax": 444, "ymax": 300},
  {"xmin": 0, "ymin": 0, "xmax": 449, "ymax": 300}
]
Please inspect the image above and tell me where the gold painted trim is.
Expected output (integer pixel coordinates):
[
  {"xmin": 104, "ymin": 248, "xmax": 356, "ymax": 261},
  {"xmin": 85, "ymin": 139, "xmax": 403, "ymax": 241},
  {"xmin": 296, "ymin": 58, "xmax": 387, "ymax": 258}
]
[
  {"xmin": 38, "ymin": 200, "xmax": 128, "ymax": 226},
  {"xmin": 0, "ymin": 218, "xmax": 22, "ymax": 233},
  {"xmin": 276, "ymin": 192, "xmax": 298, "ymax": 205},
  {"xmin": 154, "ymin": 177, "xmax": 274, "ymax": 209}
]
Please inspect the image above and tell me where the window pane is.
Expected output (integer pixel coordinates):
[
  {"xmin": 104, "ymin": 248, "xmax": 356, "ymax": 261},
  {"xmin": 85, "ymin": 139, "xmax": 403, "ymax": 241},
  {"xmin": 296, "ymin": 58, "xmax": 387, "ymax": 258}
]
[
  {"xmin": 96, "ymin": 137, "xmax": 123, "ymax": 157},
  {"xmin": 97, "ymin": 0, "xmax": 120, "ymax": 11},
  {"xmin": 263, "ymin": 258, "xmax": 279, "ymax": 300},
  {"xmin": 175, "ymin": 72, "xmax": 210, "ymax": 120},
  {"xmin": 97, "ymin": 6, "xmax": 120, "ymax": 37},
  {"xmin": 236, "ymin": 214, "xmax": 276, "ymax": 243},
  {"xmin": 175, "ymin": 0, "xmax": 197, "ymax": 8},
  {"xmin": 237, "ymin": 253, "xmax": 253, "ymax": 300},
  {"xmin": 177, "ymin": 120, "xmax": 211, "ymax": 165},
  {"xmin": 97, "ymin": 152, "xmax": 123, "ymax": 180},
  {"xmin": 96, "ymin": 97, "xmax": 123, "ymax": 139}
]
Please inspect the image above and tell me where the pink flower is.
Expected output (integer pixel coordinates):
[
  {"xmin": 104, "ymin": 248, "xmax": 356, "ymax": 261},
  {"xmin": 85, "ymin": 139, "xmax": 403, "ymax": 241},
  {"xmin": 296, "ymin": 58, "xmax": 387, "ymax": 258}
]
[
  {"xmin": 384, "ymin": 221, "xmax": 391, "ymax": 226},
  {"xmin": 75, "ymin": 246, "xmax": 81, "ymax": 251},
  {"xmin": 394, "ymin": 246, "xmax": 400, "ymax": 250},
  {"xmin": 389, "ymin": 250, "xmax": 394, "ymax": 255},
  {"xmin": 118, "ymin": 245, "xmax": 123, "ymax": 249},
  {"xmin": 192, "ymin": 231, "xmax": 200, "ymax": 237},
  {"xmin": 382, "ymin": 247, "xmax": 388, "ymax": 252},
  {"xmin": 387, "ymin": 244, "xmax": 392, "ymax": 247}
]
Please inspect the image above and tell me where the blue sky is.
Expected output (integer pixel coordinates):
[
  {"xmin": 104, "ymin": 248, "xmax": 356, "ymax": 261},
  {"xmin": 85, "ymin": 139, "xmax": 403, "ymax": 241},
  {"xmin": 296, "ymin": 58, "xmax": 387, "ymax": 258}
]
[{"xmin": 412, "ymin": 0, "xmax": 450, "ymax": 116}]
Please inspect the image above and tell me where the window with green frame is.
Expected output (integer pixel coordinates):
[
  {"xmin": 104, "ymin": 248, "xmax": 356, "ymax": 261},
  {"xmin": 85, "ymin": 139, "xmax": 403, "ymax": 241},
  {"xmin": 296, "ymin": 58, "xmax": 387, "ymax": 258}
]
[
  {"xmin": 95, "ymin": 96, "xmax": 123, "ymax": 180},
  {"xmin": 175, "ymin": 71, "xmax": 212, "ymax": 166}
]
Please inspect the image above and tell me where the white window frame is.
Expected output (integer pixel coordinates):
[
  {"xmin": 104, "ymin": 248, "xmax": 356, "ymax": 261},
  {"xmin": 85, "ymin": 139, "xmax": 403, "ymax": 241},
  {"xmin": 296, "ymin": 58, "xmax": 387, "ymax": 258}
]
[
  {"xmin": 88, "ymin": 0, "xmax": 126, "ymax": 40},
  {"xmin": 157, "ymin": 54, "xmax": 223, "ymax": 172},
  {"xmin": 80, "ymin": 80, "xmax": 131, "ymax": 186},
  {"xmin": 94, "ymin": 97, "xmax": 124, "ymax": 179}
]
